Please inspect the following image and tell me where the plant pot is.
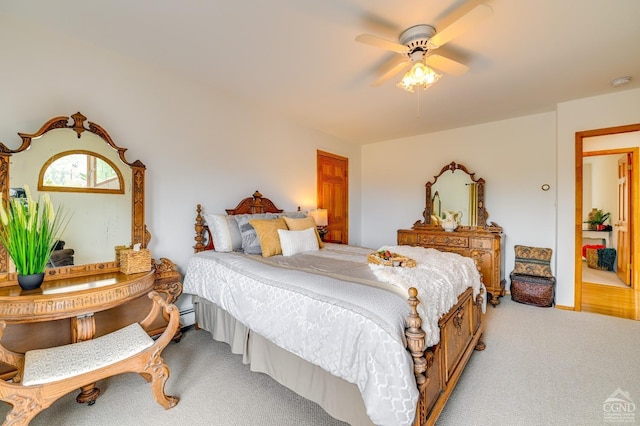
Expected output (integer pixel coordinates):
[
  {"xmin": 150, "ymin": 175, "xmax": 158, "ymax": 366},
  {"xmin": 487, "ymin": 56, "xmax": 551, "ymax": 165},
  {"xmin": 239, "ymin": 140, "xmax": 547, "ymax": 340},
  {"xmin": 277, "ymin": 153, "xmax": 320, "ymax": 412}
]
[{"xmin": 17, "ymin": 272, "xmax": 45, "ymax": 291}]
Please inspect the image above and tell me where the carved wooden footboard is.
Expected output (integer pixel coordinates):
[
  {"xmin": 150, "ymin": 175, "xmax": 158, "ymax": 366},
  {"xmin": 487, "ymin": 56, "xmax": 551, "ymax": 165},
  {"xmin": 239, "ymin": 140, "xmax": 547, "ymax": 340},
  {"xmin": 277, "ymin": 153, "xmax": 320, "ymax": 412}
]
[
  {"xmin": 192, "ymin": 192, "xmax": 485, "ymax": 426},
  {"xmin": 407, "ymin": 286, "xmax": 485, "ymax": 426}
]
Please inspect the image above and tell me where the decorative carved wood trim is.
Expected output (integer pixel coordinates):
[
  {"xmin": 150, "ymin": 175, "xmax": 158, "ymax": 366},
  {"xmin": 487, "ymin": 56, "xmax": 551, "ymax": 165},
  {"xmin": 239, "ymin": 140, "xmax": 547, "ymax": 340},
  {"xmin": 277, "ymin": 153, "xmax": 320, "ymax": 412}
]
[
  {"xmin": 225, "ymin": 190, "xmax": 284, "ymax": 215},
  {"xmin": 452, "ymin": 306, "xmax": 465, "ymax": 336},
  {"xmin": 194, "ymin": 191, "xmax": 285, "ymax": 253},
  {"xmin": 152, "ymin": 258, "xmax": 183, "ymax": 305},
  {"xmin": 0, "ymin": 154, "xmax": 9, "ymax": 275},
  {"xmin": 0, "ymin": 112, "xmax": 147, "ymax": 284},
  {"xmin": 193, "ymin": 204, "xmax": 213, "ymax": 253},
  {"xmin": 0, "ymin": 271, "xmax": 155, "ymax": 323},
  {"xmin": 405, "ymin": 287, "xmax": 427, "ymax": 387},
  {"xmin": 413, "ymin": 161, "xmax": 502, "ymax": 232},
  {"xmin": 417, "ymin": 234, "xmax": 469, "ymax": 248},
  {"xmin": 194, "ymin": 204, "xmax": 205, "ymax": 252}
]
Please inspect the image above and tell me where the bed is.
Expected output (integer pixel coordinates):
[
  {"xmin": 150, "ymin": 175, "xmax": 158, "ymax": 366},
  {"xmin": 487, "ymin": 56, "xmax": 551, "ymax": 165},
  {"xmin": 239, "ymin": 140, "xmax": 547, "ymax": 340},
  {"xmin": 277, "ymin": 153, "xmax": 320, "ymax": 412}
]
[{"xmin": 183, "ymin": 191, "xmax": 486, "ymax": 426}]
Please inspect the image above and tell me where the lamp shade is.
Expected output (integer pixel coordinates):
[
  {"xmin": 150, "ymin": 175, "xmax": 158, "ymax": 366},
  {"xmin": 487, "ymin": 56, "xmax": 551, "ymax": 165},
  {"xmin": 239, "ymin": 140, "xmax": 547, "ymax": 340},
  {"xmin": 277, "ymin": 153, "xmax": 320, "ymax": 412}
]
[{"xmin": 309, "ymin": 209, "xmax": 328, "ymax": 227}]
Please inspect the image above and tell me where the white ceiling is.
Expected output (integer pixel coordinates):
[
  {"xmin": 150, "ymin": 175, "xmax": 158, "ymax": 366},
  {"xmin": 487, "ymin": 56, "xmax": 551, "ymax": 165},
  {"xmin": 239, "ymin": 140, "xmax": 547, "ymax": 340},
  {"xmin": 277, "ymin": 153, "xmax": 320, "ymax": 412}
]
[{"xmin": 2, "ymin": 0, "xmax": 639, "ymax": 144}]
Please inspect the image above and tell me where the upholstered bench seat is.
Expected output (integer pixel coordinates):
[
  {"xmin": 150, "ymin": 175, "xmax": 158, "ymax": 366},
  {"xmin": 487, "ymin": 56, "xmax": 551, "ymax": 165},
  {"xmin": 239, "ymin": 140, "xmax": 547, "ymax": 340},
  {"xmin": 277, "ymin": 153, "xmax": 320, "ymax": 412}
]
[
  {"xmin": 0, "ymin": 292, "xmax": 180, "ymax": 426},
  {"xmin": 23, "ymin": 323, "xmax": 153, "ymax": 386}
]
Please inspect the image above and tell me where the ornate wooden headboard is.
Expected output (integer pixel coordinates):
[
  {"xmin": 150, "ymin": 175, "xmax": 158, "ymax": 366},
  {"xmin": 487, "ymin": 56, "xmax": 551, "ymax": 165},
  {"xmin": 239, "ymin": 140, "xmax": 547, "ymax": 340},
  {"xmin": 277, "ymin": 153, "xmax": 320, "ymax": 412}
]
[
  {"xmin": 225, "ymin": 190, "xmax": 284, "ymax": 215},
  {"xmin": 194, "ymin": 190, "xmax": 284, "ymax": 253}
]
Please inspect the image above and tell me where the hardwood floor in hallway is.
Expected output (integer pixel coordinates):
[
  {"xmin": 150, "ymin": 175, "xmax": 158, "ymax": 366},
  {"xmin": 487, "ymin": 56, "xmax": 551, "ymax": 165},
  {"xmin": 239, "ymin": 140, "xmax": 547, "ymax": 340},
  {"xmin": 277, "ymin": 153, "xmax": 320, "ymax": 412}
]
[{"xmin": 582, "ymin": 282, "xmax": 640, "ymax": 320}]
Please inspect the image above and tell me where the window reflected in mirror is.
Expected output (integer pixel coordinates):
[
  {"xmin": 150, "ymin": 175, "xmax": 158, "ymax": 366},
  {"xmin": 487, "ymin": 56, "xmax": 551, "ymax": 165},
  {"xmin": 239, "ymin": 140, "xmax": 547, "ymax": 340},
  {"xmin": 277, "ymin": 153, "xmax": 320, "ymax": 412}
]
[{"xmin": 38, "ymin": 150, "xmax": 124, "ymax": 194}]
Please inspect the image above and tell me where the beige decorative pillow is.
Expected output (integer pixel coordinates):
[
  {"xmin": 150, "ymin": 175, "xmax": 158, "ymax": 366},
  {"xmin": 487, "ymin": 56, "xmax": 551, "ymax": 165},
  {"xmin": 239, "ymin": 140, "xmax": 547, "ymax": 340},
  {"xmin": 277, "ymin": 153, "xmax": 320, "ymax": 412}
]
[
  {"xmin": 283, "ymin": 216, "xmax": 325, "ymax": 248},
  {"xmin": 249, "ymin": 218, "xmax": 288, "ymax": 257},
  {"xmin": 513, "ymin": 245, "xmax": 553, "ymax": 277}
]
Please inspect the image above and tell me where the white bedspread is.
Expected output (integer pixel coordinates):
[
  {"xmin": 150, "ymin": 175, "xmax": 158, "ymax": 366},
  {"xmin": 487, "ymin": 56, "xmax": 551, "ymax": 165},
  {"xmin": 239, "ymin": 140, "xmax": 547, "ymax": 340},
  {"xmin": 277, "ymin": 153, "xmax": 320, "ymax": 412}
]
[
  {"xmin": 183, "ymin": 244, "xmax": 480, "ymax": 426},
  {"xmin": 371, "ymin": 245, "xmax": 483, "ymax": 347}
]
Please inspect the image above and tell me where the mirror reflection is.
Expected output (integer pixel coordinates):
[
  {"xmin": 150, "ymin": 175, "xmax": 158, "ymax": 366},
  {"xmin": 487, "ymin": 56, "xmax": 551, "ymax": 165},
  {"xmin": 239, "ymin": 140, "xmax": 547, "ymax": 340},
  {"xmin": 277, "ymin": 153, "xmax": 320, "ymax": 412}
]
[
  {"xmin": 10, "ymin": 128, "xmax": 132, "ymax": 267},
  {"xmin": 39, "ymin": 150, "xmax": 124, "ymax": 193},
  {"xmin": 432, "ymin": 191, "xmax": 441, "ymax": 218},
  {"xmin": 431, "ymin": 171, "xmax": 477, "ymax": 226}
]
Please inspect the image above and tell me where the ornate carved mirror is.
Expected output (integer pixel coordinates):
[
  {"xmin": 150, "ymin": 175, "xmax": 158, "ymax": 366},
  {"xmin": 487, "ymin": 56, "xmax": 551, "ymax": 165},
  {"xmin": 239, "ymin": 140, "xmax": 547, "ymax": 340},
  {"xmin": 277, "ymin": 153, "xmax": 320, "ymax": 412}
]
[
  {"xmin": 414, "ymin": 161, "xmax": 501, "ymax": 231},
  {"xmin": 0, "ymin": 112, "xmax": 147, "ymax": 284}
]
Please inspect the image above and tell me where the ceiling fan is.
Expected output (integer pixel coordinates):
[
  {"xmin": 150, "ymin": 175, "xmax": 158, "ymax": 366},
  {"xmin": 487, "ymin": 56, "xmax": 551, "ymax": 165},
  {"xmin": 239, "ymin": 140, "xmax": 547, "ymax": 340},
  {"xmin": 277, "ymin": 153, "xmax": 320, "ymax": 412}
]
[{"xmin": 355, "ymin": 3, "xmax": 493, "ymax": 91}]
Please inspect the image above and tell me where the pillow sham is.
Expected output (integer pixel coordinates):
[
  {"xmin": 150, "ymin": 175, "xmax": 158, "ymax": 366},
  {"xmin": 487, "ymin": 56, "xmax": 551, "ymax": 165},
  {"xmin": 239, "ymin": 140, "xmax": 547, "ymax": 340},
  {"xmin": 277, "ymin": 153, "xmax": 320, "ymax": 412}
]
[
  {"xmin": 249, "ymin": 218, "xmax": 288, "ymax": 257},
  {"xmin": 278, "ymin": 228, "xmax": 319, "ymax": 256},
  {"xmin": 234, "ymin": 214, "xmax": 268, "ymax": 255},
  {"xmin": 282, "ymin": 216, "xmax": 325, "ymax": 248},
  {"xmin": 204, "ymin": 214, "xmax": 242, "ymax": 252}
]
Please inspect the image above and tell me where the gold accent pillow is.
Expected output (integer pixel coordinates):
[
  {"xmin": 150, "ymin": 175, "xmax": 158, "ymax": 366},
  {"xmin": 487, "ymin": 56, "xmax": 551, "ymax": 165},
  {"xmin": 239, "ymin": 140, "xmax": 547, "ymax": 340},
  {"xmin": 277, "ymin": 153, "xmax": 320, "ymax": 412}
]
[
  {"xmin": 249, "ymin": 218, "xmax": 288, "ymax": 257},
  {"xmin": 283, "ymin": 216, "xmax": 325, "ymax": 248}
]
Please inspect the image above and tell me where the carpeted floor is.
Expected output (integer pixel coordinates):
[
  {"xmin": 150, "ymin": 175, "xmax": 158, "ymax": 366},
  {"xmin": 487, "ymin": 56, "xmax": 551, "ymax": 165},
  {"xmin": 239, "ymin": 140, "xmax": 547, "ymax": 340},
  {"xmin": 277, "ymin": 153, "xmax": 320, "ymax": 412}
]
[{"xmin": 1, "ymin": 297, "xmax": 639, "ymax": 425}]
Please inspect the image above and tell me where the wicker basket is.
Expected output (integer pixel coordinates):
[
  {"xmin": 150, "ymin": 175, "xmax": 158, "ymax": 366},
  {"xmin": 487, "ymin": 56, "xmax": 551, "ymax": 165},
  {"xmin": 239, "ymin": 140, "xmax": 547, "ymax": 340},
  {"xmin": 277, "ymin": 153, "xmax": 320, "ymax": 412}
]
[
  {"xmin": 114, "ymin": 245, "xmax": 129, "ymax": 262},
  {"xmin": 367, "ymin": 252, "xmax": 416, "ymax": 268},
  {"xmin": 510, "ymin": 272, "xmax": 555, "ymax": 307},
  {"xmin": 120, "ymin": 248, "xmax": 152, "ymax": 274}
]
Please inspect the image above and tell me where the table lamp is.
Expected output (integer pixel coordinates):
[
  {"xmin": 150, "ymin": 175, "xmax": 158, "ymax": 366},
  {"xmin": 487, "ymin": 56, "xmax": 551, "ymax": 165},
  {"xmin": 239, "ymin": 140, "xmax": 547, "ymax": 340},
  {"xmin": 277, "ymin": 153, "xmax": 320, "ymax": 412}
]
[{"xmin": 309, "ymin": 209, "xmax": 329, "ymax": 241}]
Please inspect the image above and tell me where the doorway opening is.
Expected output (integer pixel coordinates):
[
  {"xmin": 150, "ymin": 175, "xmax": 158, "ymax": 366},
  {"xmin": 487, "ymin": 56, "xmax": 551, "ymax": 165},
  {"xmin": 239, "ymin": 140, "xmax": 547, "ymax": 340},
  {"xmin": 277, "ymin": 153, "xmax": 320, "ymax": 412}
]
[{"xmin": 575, "ymin": 124, "xmax": 640, "ymax": 320}]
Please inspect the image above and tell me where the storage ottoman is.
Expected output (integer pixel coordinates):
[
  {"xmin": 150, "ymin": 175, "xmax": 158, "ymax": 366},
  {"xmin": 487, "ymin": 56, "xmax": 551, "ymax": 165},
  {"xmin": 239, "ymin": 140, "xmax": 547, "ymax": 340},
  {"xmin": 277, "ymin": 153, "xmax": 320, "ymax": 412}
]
[{"xmin": 510, "ymin": 272, "xmax": 555, "ymax": 307}]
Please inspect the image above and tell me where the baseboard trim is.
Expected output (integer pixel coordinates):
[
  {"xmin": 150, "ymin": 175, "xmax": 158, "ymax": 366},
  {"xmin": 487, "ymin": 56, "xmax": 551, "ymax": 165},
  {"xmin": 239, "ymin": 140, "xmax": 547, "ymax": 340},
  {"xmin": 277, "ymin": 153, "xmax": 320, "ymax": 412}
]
[{"xmin": 554, "ymin": 305, "xmax": 575, "ymax": 311}]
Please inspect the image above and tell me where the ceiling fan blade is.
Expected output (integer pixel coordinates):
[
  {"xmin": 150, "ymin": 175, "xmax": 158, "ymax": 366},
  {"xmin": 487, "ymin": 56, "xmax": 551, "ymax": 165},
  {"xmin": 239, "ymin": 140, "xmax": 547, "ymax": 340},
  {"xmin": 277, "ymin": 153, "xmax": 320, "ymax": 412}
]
[
  {"xmin": 427, "ymin": 54, "xmax": 469, "ymax": 76},
  {"xmin": 372, "ymin": 55, "xmax": 411, "ymax": 86},
  {"xmin": 427, "ymin": 4, "xmax": 493, "ymax": 49},
  {"xmin": 355, "ymin": 33, "xmax": 408, "ymax": 53}
]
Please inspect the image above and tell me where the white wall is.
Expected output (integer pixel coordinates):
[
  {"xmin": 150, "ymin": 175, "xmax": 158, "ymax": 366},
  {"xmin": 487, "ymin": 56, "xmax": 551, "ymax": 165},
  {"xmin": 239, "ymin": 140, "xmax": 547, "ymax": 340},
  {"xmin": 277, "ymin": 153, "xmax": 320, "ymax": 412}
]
[
  {"xmin": 0, "ymin": 14, "xmax": 361, "ymax": 320},
  {"xmin": 361, "ymin": 112, "xmax": 558, "ymax": 291}
]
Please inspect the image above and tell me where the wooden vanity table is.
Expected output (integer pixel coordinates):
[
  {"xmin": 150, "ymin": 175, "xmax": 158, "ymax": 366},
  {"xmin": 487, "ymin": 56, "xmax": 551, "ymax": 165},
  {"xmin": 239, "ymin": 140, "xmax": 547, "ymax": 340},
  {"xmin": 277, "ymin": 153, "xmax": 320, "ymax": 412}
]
[
  {"xmin": 0, "ymin": 270, "xmax": 156, "ymax": 403},
  {"xmin": 0, "ymin": 112, "xmax": 183, "ymax": 400},
  {"xmin": 0, "ymin": 270, "xmax": 155, "ymax": 330},
  {"xmin": 398, "ymin": 162, "xmax": 506, "ymax": 306}
]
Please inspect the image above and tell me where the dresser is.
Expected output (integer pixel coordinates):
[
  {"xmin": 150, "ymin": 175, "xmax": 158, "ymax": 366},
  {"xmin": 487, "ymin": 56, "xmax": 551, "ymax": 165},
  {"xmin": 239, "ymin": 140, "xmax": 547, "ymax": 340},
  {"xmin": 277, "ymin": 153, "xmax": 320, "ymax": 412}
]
[{"xmin": 398, "ymin": 228, "xmax": 506, "ymax": 306}]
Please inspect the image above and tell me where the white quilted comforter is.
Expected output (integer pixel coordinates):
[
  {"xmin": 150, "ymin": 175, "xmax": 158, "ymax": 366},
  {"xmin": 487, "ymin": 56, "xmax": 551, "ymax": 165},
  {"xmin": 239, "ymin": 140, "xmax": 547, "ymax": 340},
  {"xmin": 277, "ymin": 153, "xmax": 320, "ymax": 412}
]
[{"xmin": 183, "ymin": 243, "xmax": 481, "ymax": 426}]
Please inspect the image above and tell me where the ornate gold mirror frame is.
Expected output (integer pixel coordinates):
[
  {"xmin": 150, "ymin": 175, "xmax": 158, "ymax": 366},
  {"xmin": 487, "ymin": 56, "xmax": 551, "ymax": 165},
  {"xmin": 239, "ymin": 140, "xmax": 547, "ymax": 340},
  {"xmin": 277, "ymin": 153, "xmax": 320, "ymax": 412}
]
[
  {"xmin": 0, "ymin": 112, "xmax": 148, "ymax": 285},
  {"xmin": 413, "ymin": 161, "xmax": 502, "ymax": 232}
]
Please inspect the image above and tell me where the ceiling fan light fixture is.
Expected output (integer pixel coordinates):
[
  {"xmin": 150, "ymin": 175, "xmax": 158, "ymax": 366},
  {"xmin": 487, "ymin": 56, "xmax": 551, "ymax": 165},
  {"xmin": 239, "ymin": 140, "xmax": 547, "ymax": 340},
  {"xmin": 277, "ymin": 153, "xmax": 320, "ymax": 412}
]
[
  {"xmin": 610, "ymin": 76, "xmax": 632, "ymax": 87},
  {"xmin": 397, "ymin": 62, "xmax": 441, "ymax": 92}
]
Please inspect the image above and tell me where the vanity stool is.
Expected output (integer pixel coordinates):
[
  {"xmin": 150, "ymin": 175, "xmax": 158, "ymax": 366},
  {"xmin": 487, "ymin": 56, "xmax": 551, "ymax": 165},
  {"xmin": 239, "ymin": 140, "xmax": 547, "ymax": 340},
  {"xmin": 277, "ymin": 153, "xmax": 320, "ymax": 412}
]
[
  {"xmin": 0, "ymin": 292, "xmax": 180, "ymax": 425},
  {"xmin": 510, "ymin": 245, "xmax": 555, "ymax": 307}
]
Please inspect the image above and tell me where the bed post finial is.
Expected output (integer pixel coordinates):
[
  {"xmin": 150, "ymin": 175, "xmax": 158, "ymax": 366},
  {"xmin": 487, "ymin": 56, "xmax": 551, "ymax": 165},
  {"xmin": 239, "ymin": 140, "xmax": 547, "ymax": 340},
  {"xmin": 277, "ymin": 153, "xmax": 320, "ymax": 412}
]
[
  {"xmin": 406, "ymin": 287, "xmax": 427, "ymax": 386},
  {"xmin": 194, "ymin": 204, "xmax": 205, "ymax": 253}
]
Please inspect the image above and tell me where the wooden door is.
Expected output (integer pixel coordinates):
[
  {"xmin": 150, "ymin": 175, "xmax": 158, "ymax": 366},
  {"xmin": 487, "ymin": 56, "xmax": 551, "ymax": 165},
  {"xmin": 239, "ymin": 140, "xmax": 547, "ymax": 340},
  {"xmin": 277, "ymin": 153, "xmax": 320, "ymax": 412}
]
[
  {"xmin": 616, "ymin": 153, "xmax": 632, "ymax": 285},
  {"xmin": 317, "ymin": 151, "xmax": 348, "ymax": 244}
]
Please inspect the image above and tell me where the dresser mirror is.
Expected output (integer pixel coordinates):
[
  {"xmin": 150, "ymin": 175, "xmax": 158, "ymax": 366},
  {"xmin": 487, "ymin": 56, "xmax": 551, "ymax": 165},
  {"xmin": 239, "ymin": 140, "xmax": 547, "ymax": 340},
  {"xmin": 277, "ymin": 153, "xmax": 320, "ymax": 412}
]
[
  {"xmin": 414, "ymin": 161, "xmax": 501, "ymax": 232},
  {"xmin": 0, "ymin": 112, "xmax": 147, "ymax": 284}
]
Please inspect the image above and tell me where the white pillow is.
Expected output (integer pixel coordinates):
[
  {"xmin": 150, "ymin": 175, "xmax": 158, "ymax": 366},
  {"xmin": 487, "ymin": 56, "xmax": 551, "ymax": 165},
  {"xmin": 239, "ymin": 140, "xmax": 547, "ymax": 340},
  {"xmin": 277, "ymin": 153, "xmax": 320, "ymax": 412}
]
[
  {"xmin": 277, "ymin": 227, "xmax": 319, "ymax": 256},
  {"xmin": 204, "ymin": 214, "xmax": 242, "ymax": 252}
]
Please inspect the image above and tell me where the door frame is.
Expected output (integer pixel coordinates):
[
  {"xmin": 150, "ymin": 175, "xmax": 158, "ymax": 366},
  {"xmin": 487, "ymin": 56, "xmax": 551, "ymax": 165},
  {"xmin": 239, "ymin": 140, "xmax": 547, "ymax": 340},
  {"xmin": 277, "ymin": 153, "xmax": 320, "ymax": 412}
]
[{"xmin": 575, "ymin": 124, "xmax": 640, "ymax": 310}]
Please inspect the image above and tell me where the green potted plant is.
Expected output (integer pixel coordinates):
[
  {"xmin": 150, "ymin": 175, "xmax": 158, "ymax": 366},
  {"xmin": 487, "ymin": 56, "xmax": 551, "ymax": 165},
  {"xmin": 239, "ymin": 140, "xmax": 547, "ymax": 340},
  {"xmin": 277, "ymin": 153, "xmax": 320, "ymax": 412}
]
[
  {"xmin": 584, "ymin": 208, "xmax": 611, "ymax": 231},
  {"xmin": 0, "ymin": 186, "xmax": 69, "ymax": 290}
]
